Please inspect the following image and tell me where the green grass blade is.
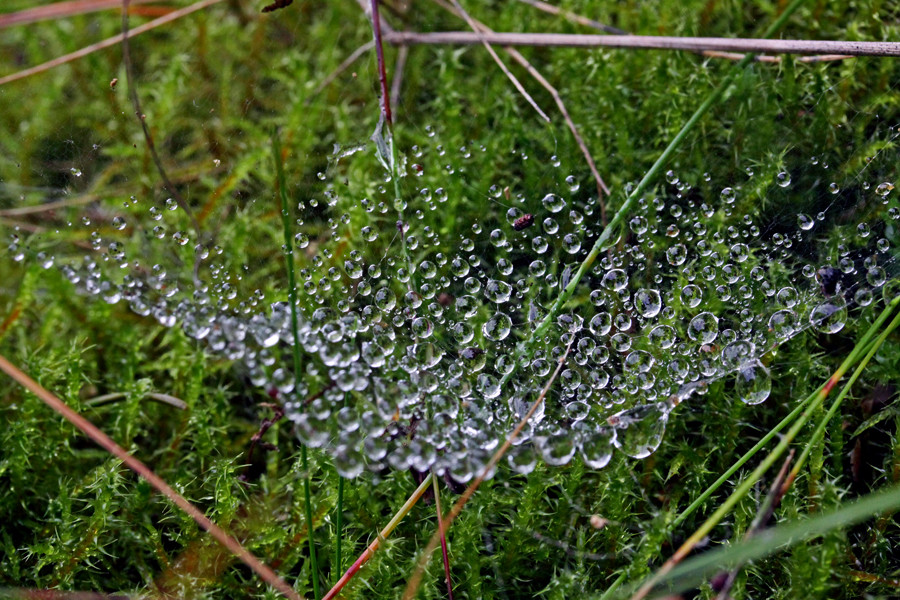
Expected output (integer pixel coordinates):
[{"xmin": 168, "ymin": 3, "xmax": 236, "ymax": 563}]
[
  {"xmin": 644, "ymin": 483, "xmax": 900, "ymax": 597},
  {"xmin": 274, "ymin": 131, "xmax": 322, "ymax": 600}
]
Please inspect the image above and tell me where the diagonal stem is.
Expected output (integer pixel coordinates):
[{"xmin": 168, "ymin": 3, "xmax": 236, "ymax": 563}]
[
  {"xmin": 402, "ymin": 333, "xmax": 576, "ymax": 600},
  {"xmin": 448, "ymin": 0, "xmax": 550, "ymax": 122},
  {"xmin": 627, "ymin": 294, "xmax": 900, "ymax": 600},
  {"xmin": 0, "ymin": 354, "xmax": 302, "ymax": 600},
  {"xmin": 121, "ymin": 0, "xmax": 203, "ymax": 240},
  {"xmin": 432, "ymin": 473, "xmax": 454, "ymax": 599},
  {"xmin": 322, "ymin": 473, "xmax": 434, "ymax": 600}
]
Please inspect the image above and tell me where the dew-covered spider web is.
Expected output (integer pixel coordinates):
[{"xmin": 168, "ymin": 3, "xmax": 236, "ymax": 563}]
[{"xmin": 4, "ymin": 76, "xmax": 898, "ymax": 485}]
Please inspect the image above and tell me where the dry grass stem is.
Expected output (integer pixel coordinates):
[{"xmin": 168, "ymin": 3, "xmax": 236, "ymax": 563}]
[
  {"xmin": 0, "ymin": 0, "xmax": 156, "ymax": 29},
  {"xmin": 0, "ymin": 0, "xmax": 224, "ymax": 87},
  {"xmin": 515, "ymin": 0, "xmax": 851, "ymax": 63},
  {"xmin": 447, "ymin": 0, "xmax": 550, "ymax": 122},
  {"xmin": 390, "ymin": 44, "xmax": 409, "ymax": 115},
  {"xmin": 515, "ymin": 0, "xmax": 626, "ymax": 35},
  {"xmin": 713, "ymin": 450, "xmax": 795, "ymax": 600},
  {"xmin": 0, "ymin": 588, "xmax": 134, "ymax": 599},
  {"xmin": 0, "ymin": 353, "xmax": 302, "ymax": 600},
  {"xmin": 431, "ymin": 0, "xmax": 609, "ymax": 214},
  {"xmin": 121, "ymin": 0, "xmax": 202, "ymax": 241},
  {"xmin": 306, "ymin": 41, "xmax": 375, "ymax": 103},
  {"xmin": 322, "ymin": 473, "xmax": 434, "ymax": 600},
  {"xmin": 402, "ymin": 334, "xmax": 576, "ymax": 600},
  {"xmin": 385, "ymin": 31, "xmax": 900, "ymax": 57}
]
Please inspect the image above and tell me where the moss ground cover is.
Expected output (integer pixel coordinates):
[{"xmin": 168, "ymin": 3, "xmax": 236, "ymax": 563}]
[{"xmin": 1, "ymin": 1, "xmax": 899, "ymax": 598}]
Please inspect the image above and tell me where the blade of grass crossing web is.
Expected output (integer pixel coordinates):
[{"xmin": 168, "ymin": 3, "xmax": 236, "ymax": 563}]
[
  {"xmin": 669, "ymin": 294, "xmax": 900, "ymax": 533},
  {"xmin": 273, "ymin": 132, "xmax": 322, "ymax": 600},
  {"xmin": 639, "ymin": 483, "xmax": 900, "ymax": 598},
  {"xmin": 625, "ymin": 295, "xmax": 900, "ymax": 600},
  {"xmin": 402, "ymin": 334, "xmax": 576, "ymax": 600},
  {"xmin": 323, "ymin": 473, "xmax": 434, "ymax": 600},
  {"xmin": 498, "ymin": 0, "xmax": 809, "ymax": 394}
]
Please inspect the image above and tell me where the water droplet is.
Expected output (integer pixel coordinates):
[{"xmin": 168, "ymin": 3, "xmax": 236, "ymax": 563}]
[
  {"xmin": 482, "ymin": 312, "xmax": 512, "ymax": 341},
  {"xmin": 687, "ymin": 312, "xmax": 719, "ymax": 344},
  {"xmin": 608, "ymin": 402, "xmax": 669, "ymax": 459},
  {"xmin": 809, "ymin": 299, "xmax": 847, "ymax": 334},
  {"xmin": 666, "ymin": 244, "xmax": 687, "ymax": 266},
  {"xmin": 634, "ymin": 288, "xmax": 662, "ymax": 319},
  {"xmin": 484, "ymin": 279, "xmax": 512, "ymax": 303},
  {"xmin": 734, "ymin": 361, "xmax": 771, "ymax": 405},
  {"xmin": 579, "ymin": 426, "xmax": 615, "ymax": 469},
  {"xmin": 541, "ymin": 193, "xmax": 567, "ymax": 213}
]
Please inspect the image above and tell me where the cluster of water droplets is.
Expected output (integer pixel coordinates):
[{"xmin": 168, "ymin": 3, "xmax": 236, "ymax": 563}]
[{"xmin": 6, "ymin": 134, "xmax": 899, "ymax": 482}]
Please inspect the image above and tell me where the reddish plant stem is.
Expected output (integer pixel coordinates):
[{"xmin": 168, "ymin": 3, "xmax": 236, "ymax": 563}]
[
  {"xmin": 370, "ymin": 0, "xmax": 393, "ymax": 128},
  {"xmin": 402, "ymin": 334, "xmax": 576, "ymax": 599},
  {"xmin": 322, "ymin": 473, "xmax": 434, "ymax": 600},
  {"xmin": 433, "ymin": 474, "xmax": 454, "ymax": 599}
]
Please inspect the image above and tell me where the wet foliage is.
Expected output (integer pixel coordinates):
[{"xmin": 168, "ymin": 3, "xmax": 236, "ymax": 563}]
[{"xmin": 1, "ymin": 0, "xmax": 899, "ymax": 598}]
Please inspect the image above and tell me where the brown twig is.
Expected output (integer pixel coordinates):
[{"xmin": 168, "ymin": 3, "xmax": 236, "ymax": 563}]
[
  {"xmin": 390, "ymin": 43, "xmax": 409, "ymax": 116},
  {"xmin": 241, "ymin": 402, "xmax": 285, "ymax": 481},
  {"xmin": 432, "ymin": 473, "xmax": 454, "ymax": 600},
  {"xmin": 121, "ymin": 0, "xmax": 203, "ymax": 242},
  {"xmin": 448, "ymin": 0, "xmax": 550, "ymax": 122},
  {"xmin": 0, "ymin": 0, "xmax": 224, "ymax": 87},
  {"xmin": 322, "ymin": 473, "xmax": 434, "ymax": 600},
  {"xmin": 383, "ymin": 31, "xmax": 900, "ymax": 57},
  {"xmin": 0, "ymin": 589, "xmax": 132, "ymax": 600},
  {"xmin": 702, "ymin": 50, "xmax": 853, "ymax": 63},
  {"xmin": 431, "ymin": 0, "xmax": 609, "ymax": 214},
  {"xmin": 0, "ymin": 0, "xmax": 156, "ymax": 29},
  {"xmin": 402, "ymin": 333, "xmax": 576, "ymax": 600},
  {"xmin": 515, "ymin": 0, "xmax": 626, "ymax": 35},
  {"xmin": 241, "ymin": 381, "xmax": 336, "ymax": 481},
  {"xmin": 0, "ymin": 353, "xmax": 302, "ymax": 600},
  {"xmin": 516, "ymin": 0, "xmax": 851, "ymax": 64},
  {"xmin": 305, "ymin": 40, "xmax": 375, "ymax": 103}
]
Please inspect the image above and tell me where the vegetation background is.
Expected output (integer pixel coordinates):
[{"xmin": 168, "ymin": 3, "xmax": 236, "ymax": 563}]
[{"xmin": 0, "ymin": 0, "xmax": 899, "ymax": 598}]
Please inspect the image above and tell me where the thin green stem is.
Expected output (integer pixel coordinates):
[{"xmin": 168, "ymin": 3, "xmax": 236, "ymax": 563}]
[
  {"xmin": 499, "ymin": 0, "xmax": 809, "ymax": 392},
  {"xmin": 433, "ymin": 472, "xmax": 454, "ymax": 599},
  {"xmin": 335, "ymin": 475, "xmax": 344, "ymax": 577},
  {"xmin": 599, "ymin": 316, "xmax": 891, "ymax": 600},
  {"xmin": 391, "ymin": 139, "xmax": 417, "ymax": 292},
  {"xmin": 274, "ymin": 132, "xmax": 322, "ymax": 600},
  {"xmin": 323, "ymin": 473, "xmax": 434, "ymax": 600}
]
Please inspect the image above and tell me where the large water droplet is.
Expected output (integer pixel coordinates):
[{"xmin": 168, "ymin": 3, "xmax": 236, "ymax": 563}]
[
  {"xmin": 687, "ymin": 312, "xmax": 719, "ymax": 344},
  {"xmin": 608, "ymin": 402, "xmax": 669, "ymax": 459}
]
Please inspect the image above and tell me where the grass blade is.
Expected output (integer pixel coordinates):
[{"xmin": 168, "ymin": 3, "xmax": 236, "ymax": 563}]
[
  {"xmin": 273, "ymin": 132, "xmax": 322, "ymax": 600},
  {"xmin": 626, "ymin": 295, "xmax": 900, "ymax": 600},
  {"xmin": 402, "ymin": 333, "xmax": 576, "ymax": 599},
  {"xmin": 644, "ymin": 483, "xmax": 900, "ymax": 598}
]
